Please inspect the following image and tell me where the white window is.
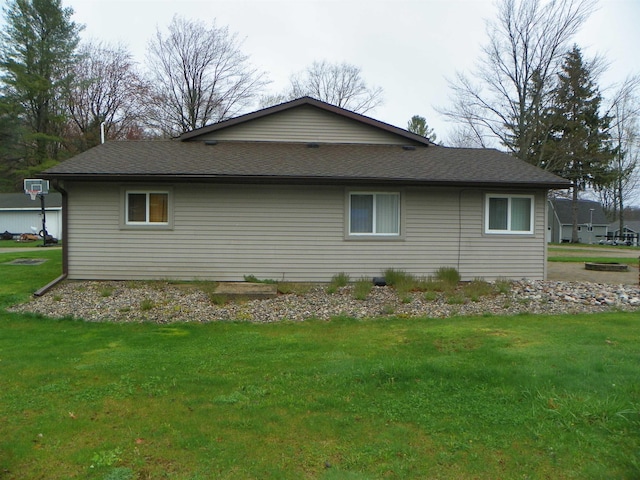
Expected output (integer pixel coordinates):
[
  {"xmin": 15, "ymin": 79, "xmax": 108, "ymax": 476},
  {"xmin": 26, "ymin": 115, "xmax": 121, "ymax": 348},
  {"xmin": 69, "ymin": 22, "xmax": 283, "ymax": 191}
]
[
  {"xmin": 485, "ymin": 194, "xmax": 534, "ymax": 234},
  {"xmin": 126, "ymin": 191, "xmax": 169, "ymax": 225},
  {"xmin": 349, "ymin": 192, "xmax": 400, "ymax": 235}
]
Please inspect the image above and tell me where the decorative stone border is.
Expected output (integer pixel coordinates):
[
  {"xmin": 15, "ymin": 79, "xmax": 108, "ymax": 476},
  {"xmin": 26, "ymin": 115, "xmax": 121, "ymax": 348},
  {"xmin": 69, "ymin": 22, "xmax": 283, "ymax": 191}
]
[{"xmin": 585, "ymin": 262, "xmax": 629, "ymax": 272}]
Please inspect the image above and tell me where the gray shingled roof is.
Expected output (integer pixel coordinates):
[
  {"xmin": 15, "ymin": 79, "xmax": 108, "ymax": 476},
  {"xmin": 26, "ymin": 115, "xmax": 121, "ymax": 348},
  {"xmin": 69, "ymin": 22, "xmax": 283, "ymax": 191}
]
[
  {"xmin": 43, "ymin": 140, "xmax": 570, "ymax": 188},
  {"xmin": 0, "ymin": 192, "xmax": 62, "ymax": 209},
  {"xmin": 550, "ymin": 198, "xmax": 608, "ymax": 225}
]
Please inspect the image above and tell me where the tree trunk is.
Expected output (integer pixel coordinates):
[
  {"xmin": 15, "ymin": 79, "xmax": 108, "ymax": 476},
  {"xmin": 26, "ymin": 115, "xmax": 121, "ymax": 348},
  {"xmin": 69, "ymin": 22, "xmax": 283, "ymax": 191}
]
[
  {"xmin": 618, "ymin": 176, "xmax": 624, "ymax": 241},
  {"xmin": 571, "ymin": 187, "xmax": 580, "ymax": 243}
]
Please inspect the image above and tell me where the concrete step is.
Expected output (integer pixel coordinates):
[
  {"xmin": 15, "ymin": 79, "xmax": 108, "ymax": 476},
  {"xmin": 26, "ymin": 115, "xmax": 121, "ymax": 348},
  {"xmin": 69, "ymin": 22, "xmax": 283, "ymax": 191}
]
[{"xmin": 213, "ymin": 282, "xmax": 278, "ymax": 300}]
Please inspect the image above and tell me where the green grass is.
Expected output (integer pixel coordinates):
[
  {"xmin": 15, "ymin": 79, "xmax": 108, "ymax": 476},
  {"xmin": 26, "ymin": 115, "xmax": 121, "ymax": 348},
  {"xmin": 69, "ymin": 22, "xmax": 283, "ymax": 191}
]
[
  {"xmin": 1, "ymin": 311, "xmax": 639, "ymax": 479},
  {"xmin": 0, "ymin": 239, "xmax": 63, "ymax": 248},
  {"xmin": 0, "ymin": 248, "xmax": 62, "ymax": 307},
  {"xmin": 548, "ymin": 256, "xmax": 639, "ymax": 265},
  {"xmin": 2, "ymin": 249, "xmax": 640, "ymax": 478},
  {"xmin": 549, "ymin": 243, "xmax": 640, "ymax": 251}
]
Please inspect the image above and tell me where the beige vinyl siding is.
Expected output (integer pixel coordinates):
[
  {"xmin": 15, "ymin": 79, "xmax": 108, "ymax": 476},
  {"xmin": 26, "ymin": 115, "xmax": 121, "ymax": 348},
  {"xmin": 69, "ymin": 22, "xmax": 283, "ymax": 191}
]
[
  {"xmin": 458, "ymin": 190, "xmax": 547, "ymax": 280},
  {"xmin": 65, "ymin": 183, "xmax": 547, "ymax": 282},
  {"xmin": 199, "ymin": 105, "xmax": 410, "ymax": 144}
]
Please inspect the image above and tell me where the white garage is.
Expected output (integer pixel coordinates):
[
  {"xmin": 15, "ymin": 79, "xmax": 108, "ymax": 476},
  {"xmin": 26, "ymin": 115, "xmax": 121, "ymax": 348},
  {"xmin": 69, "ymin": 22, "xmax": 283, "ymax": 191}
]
[{"xmin": 0, "ymin": 192, "xmax": 62, "ymax": 240}]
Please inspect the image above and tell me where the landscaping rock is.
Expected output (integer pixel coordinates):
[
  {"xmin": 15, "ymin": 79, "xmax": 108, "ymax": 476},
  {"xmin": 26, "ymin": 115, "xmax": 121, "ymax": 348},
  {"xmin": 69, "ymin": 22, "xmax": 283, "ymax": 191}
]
[{"xmin": 9, "ymin": 279, "xmax": 640, "ymax": 323}]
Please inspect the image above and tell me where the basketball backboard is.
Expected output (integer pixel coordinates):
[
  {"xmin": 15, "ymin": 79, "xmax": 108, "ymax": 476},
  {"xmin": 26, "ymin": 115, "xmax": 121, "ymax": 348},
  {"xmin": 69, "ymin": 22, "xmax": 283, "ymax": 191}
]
[{"xmin": 24, "ymin": 179, "xmax": 49, "ymax": 200}]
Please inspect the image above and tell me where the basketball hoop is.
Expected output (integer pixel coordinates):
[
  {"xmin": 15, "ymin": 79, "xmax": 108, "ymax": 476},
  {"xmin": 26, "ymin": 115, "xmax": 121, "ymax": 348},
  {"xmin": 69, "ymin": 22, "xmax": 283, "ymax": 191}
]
[
  {"xmin": 24, "ymin": 179, "xmax": 48, "ymax": 201},
  {"xmin": 23, "ymin": 178, "xmax": 50, "ymax": 247}
]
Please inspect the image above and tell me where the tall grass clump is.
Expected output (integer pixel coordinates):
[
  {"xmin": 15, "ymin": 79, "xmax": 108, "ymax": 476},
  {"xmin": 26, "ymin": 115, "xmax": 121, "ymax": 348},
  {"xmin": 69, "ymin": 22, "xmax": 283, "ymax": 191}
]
[
  {"xmin": 243, "ymin": 275, "xmax": 276, "ymax": 284},
  {"xmin": 435, "ymin": 267, "xmax": 461, "ymax": 286},
  {"xmin": 353, "ymin": 278, "xmax": 373, "ymax": 300},
  {"xmin": 383, "ymin": 268, "xmax": 418, "ymax": 301},
  {"xmin": 139, "ymin": 298, "xmax": 155, "ymax": 311},
  {"xmin": 462, "ymin": 278, "xmax": 495, "ymax": 302},
  {"xmin": 494, "ymin": 277, "xmax": 513, "ymax": 294},
  {"xmin": 277, "ymin": 282, "xmax": 312, "ymax": 295},
  {"xmin": 326, "ymin": 272, "xmax": 350, "ymax": 294}
]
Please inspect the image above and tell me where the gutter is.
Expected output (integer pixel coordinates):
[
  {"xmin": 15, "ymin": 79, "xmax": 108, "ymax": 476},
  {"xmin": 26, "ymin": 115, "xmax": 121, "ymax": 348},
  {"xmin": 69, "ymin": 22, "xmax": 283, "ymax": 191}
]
[
  {"xmin": 34, "ymin": 273, "xmax": 67, "ymax": 297},
  {"xmin": 41, "ymin": 174, "xmax": 572, "ymax": 190},
  {"xmin": 51, "ymin": 180, "xmax": 69, "ymax": 278},
  {"xmin": 33, "ymin": 179, "xmax": 69, "ymax": 297}
]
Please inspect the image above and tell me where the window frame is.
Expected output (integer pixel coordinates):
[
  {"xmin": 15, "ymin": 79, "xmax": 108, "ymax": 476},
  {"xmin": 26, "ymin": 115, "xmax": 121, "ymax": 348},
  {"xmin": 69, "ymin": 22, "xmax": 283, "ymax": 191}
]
[
  {"xmin": 484, "ymin": 193, "xmax": 534, "ymax": 235},
  {"xmin": 121, "ymin": 187, "xmax": 173, "ymax": 230},
  {"xmin": 346, "ymin": 191, "xmax": 403, "ymax": 239}
]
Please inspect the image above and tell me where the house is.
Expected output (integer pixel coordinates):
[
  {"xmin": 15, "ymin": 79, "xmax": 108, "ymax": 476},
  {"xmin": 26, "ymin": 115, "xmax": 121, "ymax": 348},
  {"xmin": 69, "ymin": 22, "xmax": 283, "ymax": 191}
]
[
  {"xmin": 41, "ymin": 97, "xmax": 570, "ymax": 282},
  {"xmin": 607, "ymin": 220, "xmax": 640, "ymax": 245},
  {"xmin": 547, "ymin": 197, "xmax": 608, "ymax": 244},
  {"xmin": 0, "ymin": 192, "xmax": 63, "ymax": 239}
]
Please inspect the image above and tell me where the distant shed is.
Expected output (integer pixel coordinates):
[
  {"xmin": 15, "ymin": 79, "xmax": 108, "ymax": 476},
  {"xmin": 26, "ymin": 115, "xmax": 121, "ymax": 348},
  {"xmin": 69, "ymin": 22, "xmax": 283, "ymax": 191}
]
[{"xmin": 0, "ymin": 192, "xmax": 62, "ymax": 239}]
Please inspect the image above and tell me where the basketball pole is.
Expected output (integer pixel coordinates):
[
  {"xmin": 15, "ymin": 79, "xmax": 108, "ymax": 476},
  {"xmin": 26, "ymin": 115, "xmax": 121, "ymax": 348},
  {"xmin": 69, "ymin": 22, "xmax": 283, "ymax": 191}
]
[{"xmin": 39, "ymin": 193, "xmax": 47, "ymax": 247}]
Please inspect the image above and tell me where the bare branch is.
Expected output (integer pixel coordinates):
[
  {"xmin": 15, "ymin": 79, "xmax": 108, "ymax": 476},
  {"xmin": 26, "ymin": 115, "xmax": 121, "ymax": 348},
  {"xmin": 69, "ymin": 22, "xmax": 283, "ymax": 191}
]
[
  {"xmin": 66, "ymin": 40, "xmax": 150, "ymax": 149},
  {"xmin": 144, "ymin": 15, "xmax": 270, "ymax": 136},
  {"xmin": 438, "ymin": 0, "xmax": 597, "ymax": 163},
  {"xmin": 288, "ymin": 60, "xmax": 383, "ymax": 114}
]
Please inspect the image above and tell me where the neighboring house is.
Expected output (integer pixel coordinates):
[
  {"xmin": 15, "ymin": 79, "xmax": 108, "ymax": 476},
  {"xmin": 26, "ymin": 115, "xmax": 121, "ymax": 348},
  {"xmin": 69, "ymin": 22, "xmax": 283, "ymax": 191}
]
[
  {"xmin": 608, "ymin": 220, "xmax": 640, "ymax": 245},
  {"xmin": 547, "ymin": 197, "xmax": 608, "ymax": 244},
  {"xmin": 42, "ymin": 97, "xmax": 570, "ymax": 282},
  {"xmin": 0, "ymin": 192, "xmax": 63, "ymax": 239}
]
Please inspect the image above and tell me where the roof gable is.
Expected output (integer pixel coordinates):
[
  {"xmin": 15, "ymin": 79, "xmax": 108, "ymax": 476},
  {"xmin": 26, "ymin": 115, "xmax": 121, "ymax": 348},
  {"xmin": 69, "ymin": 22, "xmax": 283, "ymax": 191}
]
[
  {"xmin": 179, "ymin": 97, "xmax": 432, "ymax": 146},
  {"xmin": 550, "ymin": 198, "xmax": 608, "ymax": 225},
  {"xmin": 42, "ymin": 96, "xmax": 571, "ymax": 190}
]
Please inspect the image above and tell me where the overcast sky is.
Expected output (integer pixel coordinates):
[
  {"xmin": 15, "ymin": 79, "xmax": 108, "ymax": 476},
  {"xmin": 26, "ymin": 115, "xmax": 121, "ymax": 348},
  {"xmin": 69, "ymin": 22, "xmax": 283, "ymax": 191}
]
[{"xmin": 61, "ymin": 0, "xmax": 640, "ymax": 142}]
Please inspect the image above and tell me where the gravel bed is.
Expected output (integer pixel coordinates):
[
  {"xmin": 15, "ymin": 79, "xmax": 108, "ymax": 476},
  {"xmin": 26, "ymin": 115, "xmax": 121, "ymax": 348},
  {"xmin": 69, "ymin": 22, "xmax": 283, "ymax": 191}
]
[{"xmin": 8, "ymin": 279, "xmax": 640, "ymax": 323}]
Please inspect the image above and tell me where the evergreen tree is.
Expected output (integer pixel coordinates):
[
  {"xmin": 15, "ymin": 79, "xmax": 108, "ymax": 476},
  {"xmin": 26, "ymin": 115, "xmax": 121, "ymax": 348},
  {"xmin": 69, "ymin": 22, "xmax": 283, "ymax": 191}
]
[
  {"xmin": 0, "ymin": 0, "xmax": 82, "ymax": 171},
  {"xmin": 0, "ymin": 96, "xmax": 26, "ymax": 191},
  {"xmin": 543, "ymin": 45, "xmax": 615, "ymax": 242},
  {"xmin": 407, "ymin": 115, "xmax": 437, "ymax": 142}
]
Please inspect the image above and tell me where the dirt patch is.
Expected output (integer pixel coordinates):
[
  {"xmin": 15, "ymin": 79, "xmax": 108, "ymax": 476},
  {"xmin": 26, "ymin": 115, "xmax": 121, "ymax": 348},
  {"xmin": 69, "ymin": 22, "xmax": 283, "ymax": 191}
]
[
  {"xmin": 548, "ymin": 244, "xmax": 640, "ymax": 285},
  {"xmin": 547, "ymin": 261, "xmax": 639, "ymax": 285}
]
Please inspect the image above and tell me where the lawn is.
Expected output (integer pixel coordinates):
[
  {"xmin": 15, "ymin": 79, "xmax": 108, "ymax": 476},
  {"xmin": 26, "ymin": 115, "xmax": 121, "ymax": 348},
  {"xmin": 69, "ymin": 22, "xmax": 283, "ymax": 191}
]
[
  {"xmin": 0, "ymin": 239, "xmax": 61, "ymax": 248},
  {"xmin": 548, "ymin": 256, "xmax": 640, "ymax": 265},
  {"xmin": 1, "ymin": 249, "xmax": 639, "ymax": 479}
]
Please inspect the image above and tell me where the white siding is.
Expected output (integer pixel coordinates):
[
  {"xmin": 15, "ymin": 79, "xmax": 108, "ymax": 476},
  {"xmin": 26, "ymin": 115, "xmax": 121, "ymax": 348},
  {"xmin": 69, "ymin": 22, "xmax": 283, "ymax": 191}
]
[
  {"xmin": 0, "ymin": 209, "xmax": 62, "ymax": 239},
  {"xmin": 65, "ymin": 182, "xmax": 547, "ymax": 282},
  {"xmin": 200, "ymin": 106, "xmax": 410, "ymax": 144}
]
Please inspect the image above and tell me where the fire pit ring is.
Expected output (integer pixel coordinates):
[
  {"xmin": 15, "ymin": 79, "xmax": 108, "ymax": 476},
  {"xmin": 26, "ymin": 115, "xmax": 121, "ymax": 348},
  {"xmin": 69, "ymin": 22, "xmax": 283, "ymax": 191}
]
[{"xmin": 584, "ymin": 262, "xmax": 629, "ymax": 272}]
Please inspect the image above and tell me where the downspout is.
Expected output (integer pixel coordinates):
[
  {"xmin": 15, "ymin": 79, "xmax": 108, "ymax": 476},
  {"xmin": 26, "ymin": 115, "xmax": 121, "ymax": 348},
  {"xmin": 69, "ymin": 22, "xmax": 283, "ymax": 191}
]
[
  {"xmin": 34, "ymin": 180, "xmax": 68, "ymax": 296},
  {"xmin": 100, "ymin": 122, "xmax": 106, "ymax": 144},
  {"xmin": 457, "ymin": 189, "xmax": 474, "ymax": 278},
  {"xmin": 544, "ymin": 193, "xmax": 549, "ymax": 280}
]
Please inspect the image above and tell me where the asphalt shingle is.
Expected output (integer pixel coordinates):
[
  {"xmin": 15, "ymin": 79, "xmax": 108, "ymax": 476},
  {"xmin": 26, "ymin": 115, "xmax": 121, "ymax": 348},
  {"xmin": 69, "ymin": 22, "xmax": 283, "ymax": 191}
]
[{"xmin": 43, "ymin": 140, "xmax": 570, "ymax": 188}]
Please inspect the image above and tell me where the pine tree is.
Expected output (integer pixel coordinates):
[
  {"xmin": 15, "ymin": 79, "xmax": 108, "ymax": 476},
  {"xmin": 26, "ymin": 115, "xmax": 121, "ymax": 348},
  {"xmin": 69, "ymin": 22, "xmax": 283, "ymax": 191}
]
[
  {"xmin": 407, "ymin": 115, "xmax": 437, "ymax": 142},
  {"xmin": 543, "ymin": 45, "xmax": 615, "ymax": 243},
  {"xmin": 0, "ymin": 0, "xmax": 82, "ymax": 169}
]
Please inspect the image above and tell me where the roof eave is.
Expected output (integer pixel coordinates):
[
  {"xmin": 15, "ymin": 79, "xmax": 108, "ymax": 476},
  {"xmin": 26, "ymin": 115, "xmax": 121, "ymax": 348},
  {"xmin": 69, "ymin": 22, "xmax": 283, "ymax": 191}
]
[{"xmin": 40, "ymin": 173, "xmax": 572, "ymax": 189}]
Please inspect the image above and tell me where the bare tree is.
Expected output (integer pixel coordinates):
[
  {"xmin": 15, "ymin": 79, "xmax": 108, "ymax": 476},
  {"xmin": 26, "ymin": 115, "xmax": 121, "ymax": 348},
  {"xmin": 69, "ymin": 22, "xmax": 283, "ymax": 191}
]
[
  {"xmin": 598, "ymin": 76, "xmax": 640, "ymax": 233},
  {"xmin": 439, "ymin": 0, "xmax": 597, "ymax": 165},
  {"xmin": 445, "ymin": 125, "xmax": 487, "ymax": 148},
  {"xmin": 67, "ymin": 40, "xmax": 149, "ymax": 150},
  {"xmin": 145, "ymin": 15, "xmax": 269, "ymax": 137},
  {"xmin": 289, "ymin": 60, "xmax": 383, "ymax": 114},
  {"xmin": 257, "ymin": 93, "xmax": 288, "ymax": 109}
]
